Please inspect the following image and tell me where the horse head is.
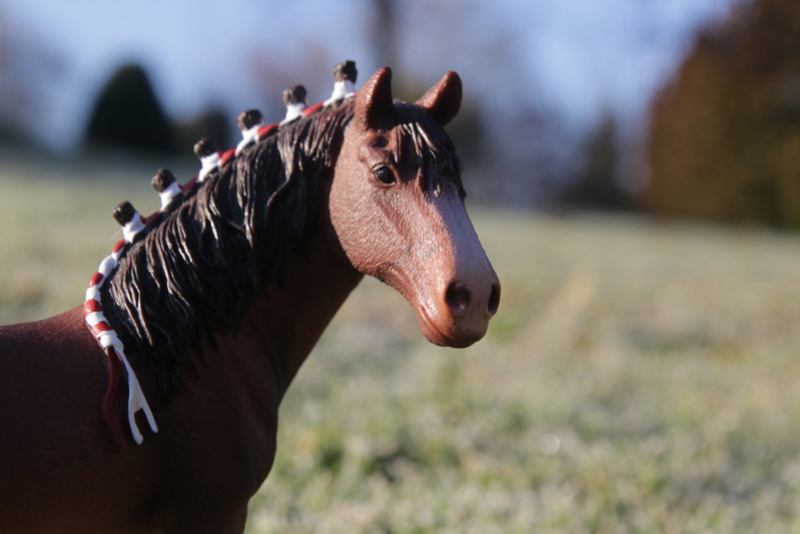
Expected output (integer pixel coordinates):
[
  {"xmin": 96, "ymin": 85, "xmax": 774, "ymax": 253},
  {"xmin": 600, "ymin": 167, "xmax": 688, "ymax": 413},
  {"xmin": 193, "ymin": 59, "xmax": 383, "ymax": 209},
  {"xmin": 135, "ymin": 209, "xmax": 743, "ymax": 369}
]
[{"xmin": 331, "ymin": 67, "xmax": 500, "ymax": 348}]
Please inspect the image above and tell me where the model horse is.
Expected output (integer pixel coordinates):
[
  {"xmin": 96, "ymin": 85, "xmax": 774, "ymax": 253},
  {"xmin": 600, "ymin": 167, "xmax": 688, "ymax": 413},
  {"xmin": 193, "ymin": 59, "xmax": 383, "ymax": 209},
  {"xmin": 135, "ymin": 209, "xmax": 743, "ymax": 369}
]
[{"xmin": 0, "ymin": 63, "xmax": 499, "ymax": 533}]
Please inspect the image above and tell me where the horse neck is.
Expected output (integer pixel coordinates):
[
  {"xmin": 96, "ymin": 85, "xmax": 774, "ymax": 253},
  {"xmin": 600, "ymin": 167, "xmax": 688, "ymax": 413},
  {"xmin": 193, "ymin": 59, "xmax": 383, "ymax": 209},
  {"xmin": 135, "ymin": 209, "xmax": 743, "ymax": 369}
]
[
  {"xmin": 211, "ymin": 184, "xmax": 364, "ymax": 398},
  {"xmin": 220, "ymin": 111, "xmax": 362, "ymax": 396}
]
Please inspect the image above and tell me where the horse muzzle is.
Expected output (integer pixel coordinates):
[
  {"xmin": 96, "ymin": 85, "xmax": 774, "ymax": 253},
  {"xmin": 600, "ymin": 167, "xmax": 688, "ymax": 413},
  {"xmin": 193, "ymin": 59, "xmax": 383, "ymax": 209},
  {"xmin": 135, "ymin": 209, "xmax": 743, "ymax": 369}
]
[{"xmin": 415, "ymin": 271, "xmax": 501, "ymax": 348}]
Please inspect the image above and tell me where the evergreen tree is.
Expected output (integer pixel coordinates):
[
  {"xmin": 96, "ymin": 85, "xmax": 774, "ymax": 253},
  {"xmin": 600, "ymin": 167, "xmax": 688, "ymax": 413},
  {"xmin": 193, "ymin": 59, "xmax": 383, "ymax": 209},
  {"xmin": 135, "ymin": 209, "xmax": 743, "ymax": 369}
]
[
  {"xmin": 85, "ymin": 64, "xmax": 175, "ymax": 154},
  {"xmin": 642, "ymin": 0, "xmax": 800, "ymax": 226}
]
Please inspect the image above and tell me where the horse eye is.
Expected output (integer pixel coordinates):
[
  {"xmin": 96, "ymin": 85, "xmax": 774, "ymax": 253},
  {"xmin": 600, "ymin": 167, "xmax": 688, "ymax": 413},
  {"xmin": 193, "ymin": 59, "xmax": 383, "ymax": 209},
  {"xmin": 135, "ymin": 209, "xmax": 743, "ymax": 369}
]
[{"xmin": 373, "ymin": 166, "xmax": 396, "ymax": 185}]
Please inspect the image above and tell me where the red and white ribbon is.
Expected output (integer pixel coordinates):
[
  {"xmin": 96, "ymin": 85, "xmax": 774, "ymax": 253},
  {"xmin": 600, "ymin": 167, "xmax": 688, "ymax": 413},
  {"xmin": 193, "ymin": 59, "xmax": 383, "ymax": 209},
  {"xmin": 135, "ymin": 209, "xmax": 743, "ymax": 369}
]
[{"xmin": 84, "ymin": 236, "xmax": 157, "ymax": 445}]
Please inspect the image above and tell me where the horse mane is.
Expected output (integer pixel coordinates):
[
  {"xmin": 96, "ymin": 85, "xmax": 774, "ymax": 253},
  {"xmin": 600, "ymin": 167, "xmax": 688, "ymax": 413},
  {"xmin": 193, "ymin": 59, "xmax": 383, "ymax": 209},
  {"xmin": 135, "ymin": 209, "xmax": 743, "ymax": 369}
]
[
  {"xmin": 101, "ymin": 100, "xmax": 354, "ymax": 401},
  {"xmin": 98, "ymin": 94, "xmax": 464, "ymax": 404}
]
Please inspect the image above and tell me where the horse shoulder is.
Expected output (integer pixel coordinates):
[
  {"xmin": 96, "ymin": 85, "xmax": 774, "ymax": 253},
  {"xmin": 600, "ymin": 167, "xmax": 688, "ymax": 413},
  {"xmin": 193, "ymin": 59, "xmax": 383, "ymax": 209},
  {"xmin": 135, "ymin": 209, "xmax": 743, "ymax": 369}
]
[
  {"xmin": 0, "ymin": 306, "xmax": 103, "ymax": 405},
  {"xmin": 0, "ymin": 307, "xmax": 167, "ymax": 532}
]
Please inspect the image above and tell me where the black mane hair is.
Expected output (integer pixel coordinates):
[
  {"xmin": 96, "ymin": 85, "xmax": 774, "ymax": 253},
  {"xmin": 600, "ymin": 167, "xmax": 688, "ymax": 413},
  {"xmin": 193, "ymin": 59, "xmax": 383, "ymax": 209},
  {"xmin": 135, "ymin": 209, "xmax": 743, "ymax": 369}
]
[
  {"xmin": 100, "ymin": 98, "xmax": 463, "ymax": 403},
  {"xmin": 103, "ymin": 101, "xmax": 355, "ymax": 401}
]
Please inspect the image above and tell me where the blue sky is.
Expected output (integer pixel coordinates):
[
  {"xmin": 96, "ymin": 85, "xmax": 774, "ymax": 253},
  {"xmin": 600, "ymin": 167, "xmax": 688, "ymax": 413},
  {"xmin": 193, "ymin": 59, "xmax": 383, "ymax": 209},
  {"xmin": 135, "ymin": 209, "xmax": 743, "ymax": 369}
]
[{"xmin": 3, "ymin": 0, "xmax": 740, "ymax": 150}]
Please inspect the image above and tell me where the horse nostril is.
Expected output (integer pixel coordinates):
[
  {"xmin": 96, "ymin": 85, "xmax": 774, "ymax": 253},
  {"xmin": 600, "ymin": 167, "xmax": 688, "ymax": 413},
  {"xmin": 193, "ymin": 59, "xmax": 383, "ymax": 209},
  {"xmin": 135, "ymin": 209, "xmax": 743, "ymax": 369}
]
[
  {"xmin": 488, "ymin": 283, "xmax": 500, "ymax": 316},
  {"xmin": 445, "ymin": 282, "xmax": 471, "ymax": 314}
]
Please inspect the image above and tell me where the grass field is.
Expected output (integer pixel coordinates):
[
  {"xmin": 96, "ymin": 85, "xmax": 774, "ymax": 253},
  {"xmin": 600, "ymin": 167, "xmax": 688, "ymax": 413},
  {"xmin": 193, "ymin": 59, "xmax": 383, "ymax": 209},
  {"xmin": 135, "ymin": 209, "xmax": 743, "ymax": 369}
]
[{"xmin": 3, "ymin": 159, "xmax": 800, "ymax": 533}]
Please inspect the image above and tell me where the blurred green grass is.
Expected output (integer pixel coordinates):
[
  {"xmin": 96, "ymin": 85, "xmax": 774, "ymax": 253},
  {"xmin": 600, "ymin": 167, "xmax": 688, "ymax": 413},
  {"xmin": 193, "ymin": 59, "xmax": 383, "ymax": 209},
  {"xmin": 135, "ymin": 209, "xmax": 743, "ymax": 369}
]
[{"xmin": 3, "ymin": 161, "xmax": 800, "ymax": 533}]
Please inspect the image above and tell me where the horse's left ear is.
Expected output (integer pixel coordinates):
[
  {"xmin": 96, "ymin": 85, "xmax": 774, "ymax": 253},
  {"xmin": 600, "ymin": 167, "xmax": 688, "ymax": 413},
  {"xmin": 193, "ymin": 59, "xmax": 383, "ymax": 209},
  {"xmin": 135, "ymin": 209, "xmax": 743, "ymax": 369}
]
[
  {"xmin": 415, "ymin": 71, "xmax": 462, "ymax": 126},
  {"xmin": 356, "ymin": 67, "xmax": 395, "ymax": 131}
]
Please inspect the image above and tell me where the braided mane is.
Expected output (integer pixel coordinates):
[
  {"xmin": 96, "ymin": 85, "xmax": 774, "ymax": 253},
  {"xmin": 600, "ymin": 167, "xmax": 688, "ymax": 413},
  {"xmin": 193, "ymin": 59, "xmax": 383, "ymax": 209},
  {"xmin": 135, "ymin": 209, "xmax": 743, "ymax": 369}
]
[
  {"xmin": 96, "ymin": 97, "xmax": 463, "ymax": 406},
  {"xmin": 102, "ymin": 100, "xmax": 355, "ymax": 402}
]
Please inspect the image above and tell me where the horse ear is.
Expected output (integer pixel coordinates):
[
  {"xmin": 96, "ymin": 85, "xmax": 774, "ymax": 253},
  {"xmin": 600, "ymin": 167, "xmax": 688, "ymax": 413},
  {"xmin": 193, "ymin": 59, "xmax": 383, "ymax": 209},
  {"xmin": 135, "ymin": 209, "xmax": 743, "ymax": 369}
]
[
  {"xmin": 415, "ymin": 71, "xmax": 462, "ymax": 126},
  {"xmin": 355, "ymin": 67, "xmax": 394, "ymax": 130}
]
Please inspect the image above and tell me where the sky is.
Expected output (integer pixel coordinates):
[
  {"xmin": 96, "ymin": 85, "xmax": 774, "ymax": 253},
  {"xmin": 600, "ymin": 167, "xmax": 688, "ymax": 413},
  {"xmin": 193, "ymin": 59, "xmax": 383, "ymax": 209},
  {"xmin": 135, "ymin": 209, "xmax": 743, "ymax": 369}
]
[{"xmin": 2, "ymin": 0, "xmax": 741, "ymax": 151}]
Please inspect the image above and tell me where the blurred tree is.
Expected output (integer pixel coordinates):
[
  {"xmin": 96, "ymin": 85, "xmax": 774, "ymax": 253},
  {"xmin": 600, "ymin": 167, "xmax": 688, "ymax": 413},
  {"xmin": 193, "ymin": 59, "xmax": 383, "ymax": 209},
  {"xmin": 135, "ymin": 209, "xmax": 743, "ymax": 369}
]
[
  {"xmin": 477, "ymin": 105, "xmax": 569, "ymax": 208},
  {"xmin": 85, "ymin": 64, "xmax": 176, "ymax": 154},
  {"xmin": 642, "ymin": 0, "xmax": 800, "ymax": 226},
  {"xmin": 558, "ymin": 112, "xmax": 629, "ymax": 211}
]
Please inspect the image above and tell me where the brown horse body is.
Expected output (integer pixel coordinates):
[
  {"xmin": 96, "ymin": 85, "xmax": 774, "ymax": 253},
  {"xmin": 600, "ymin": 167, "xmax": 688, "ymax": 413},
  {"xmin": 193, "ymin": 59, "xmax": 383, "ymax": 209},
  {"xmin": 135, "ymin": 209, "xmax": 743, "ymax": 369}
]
[{"xmin": 0, "ymin": 67, "xmax": 499, "ymax": 533}]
